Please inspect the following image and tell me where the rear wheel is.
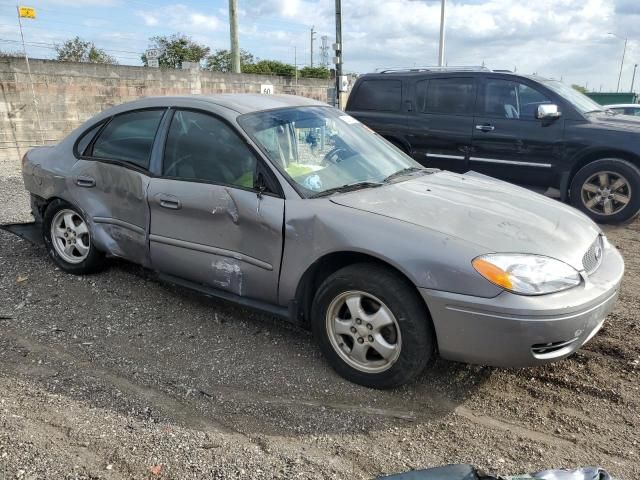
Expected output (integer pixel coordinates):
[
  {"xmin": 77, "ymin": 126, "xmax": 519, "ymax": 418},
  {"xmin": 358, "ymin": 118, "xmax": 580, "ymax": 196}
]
[
  {"xmin": 570, "ymin": 158, "xmax": 640, "ymax": 224},
  {"xmin": 43, "ymin": 199, "xmax": 105, "ymax": 274},
  {"xmin": 312, "ymin": 263, "xmax": 434, "ymax": 389}
]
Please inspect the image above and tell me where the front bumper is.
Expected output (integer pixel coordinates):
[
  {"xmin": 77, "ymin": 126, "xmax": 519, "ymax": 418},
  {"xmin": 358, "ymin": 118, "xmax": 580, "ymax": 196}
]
[{"xmin": 420, "ymin": 241, "xmax": 624, "ymax": 368}]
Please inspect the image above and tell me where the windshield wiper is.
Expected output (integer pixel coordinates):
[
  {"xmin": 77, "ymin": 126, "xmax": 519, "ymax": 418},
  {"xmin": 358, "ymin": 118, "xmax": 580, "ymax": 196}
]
[
  {"xmin": 383, "ymin": 166, "xmax": 425, "ymax": 183},
  {"xmin": 584, "ymin": 109, "xmax": 604, "ymax": 114},
  {"xmin": 310, "ymin": 181, "xmax": 383, "ymax": 198}
]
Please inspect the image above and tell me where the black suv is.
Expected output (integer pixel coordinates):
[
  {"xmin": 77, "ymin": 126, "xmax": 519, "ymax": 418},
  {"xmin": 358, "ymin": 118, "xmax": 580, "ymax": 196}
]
[{"xmin": 345, "ymin": 67, "xmax": 640, "ymax": 223}]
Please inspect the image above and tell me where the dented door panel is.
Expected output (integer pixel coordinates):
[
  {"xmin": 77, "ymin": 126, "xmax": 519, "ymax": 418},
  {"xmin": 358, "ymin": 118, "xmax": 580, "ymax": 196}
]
[
  {"xmin": 147, "ymin": 178, "xmax": 284, "ymax": 303},
  {"xmin": 68, "ymin": 160, "xmax": 151, "ymax": 266}
]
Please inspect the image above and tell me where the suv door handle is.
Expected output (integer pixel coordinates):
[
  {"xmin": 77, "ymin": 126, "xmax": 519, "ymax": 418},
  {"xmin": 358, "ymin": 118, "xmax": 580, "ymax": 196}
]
[
  {"xmin": 475, "ymin": 124, "xmax": 495, "ymax": 132},
  {"xmin": 157, "ymin": 194, "xmax": 181, "ymax": 210},
  {"xmin": 76, "ymin": 175, "xmax": 96, "ymax": 188}
]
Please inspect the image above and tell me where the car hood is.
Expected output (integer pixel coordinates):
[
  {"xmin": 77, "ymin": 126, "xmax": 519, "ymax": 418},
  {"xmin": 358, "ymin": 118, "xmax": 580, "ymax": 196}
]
[
  {"xmin": 587, "ymin": 112, "xmax": 640, "ymax": 132},
  {"xmin": 329, "ymin": 171, "xmax": 600, "ymax": 271}
]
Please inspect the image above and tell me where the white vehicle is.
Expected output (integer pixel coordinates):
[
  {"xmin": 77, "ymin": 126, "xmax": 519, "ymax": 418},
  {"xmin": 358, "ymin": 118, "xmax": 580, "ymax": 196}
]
[{"xmin": 604, "ymin": 103, "xmax": 640, "ymax": 116}]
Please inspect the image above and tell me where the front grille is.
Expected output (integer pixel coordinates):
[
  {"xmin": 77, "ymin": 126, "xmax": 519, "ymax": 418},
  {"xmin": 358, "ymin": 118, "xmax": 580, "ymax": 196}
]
[{"xmin": 582, "ymin": 235, "xmax": 604, "ymax": 275}]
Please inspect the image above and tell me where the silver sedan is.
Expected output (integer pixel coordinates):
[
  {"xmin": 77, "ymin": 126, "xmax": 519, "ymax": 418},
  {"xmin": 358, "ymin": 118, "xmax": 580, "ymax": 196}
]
[{"xmin": 22, "ymin": 94, "xmax": 624, "ymax": 388}]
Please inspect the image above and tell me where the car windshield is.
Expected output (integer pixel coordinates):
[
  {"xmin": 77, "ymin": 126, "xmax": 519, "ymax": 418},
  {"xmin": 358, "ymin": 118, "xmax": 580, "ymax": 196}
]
[
  {"xmin": 238, "ymin": 106, "xmax": 423, "ymax": 197},
  {"xmin": 542, "ymin": 80, "xmax": 605, "ymax": 114}
]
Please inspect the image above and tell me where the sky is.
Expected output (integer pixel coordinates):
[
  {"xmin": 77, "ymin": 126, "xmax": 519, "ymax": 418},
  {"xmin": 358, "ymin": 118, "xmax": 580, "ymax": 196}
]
[{"xmin": 0, "ymin": 0, "xmax": 639, "ymax": 92}]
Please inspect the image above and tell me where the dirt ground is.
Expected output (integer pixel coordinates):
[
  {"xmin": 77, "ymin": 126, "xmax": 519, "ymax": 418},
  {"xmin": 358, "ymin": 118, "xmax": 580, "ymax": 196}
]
[{"xmin": 0, "ymin": 173, "xmax": 638, "ymax": 480}]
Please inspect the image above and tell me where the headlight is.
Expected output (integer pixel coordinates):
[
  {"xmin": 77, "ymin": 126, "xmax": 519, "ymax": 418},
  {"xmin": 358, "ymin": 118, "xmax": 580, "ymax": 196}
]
[{"xmin": 472, "ymin": 254, "xmax": 581, "ymax": 295}]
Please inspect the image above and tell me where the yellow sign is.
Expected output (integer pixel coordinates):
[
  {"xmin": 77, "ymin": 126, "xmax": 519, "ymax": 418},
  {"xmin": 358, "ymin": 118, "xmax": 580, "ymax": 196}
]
[{"xmin": 18, "ymin": 6, "xmax": 36, "ymax": 19}]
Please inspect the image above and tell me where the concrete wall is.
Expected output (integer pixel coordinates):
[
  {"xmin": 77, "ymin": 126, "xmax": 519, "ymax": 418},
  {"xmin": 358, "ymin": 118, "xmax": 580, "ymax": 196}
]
[{"xmin": 0, "ymin": 57, "xmax": 332, "ymax": 176}]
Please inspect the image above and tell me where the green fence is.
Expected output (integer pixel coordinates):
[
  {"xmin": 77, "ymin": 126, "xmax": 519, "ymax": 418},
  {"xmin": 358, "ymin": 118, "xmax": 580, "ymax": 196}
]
[{"xmin": 586, "ymin": 92, "xmax": 638, "ymax": 105}]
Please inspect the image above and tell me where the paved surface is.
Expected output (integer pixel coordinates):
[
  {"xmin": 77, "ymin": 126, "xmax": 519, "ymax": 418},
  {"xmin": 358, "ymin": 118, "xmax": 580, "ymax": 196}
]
[{"xmin": 0, "ymin": 174, "xmax": 638, "ymax": 479}]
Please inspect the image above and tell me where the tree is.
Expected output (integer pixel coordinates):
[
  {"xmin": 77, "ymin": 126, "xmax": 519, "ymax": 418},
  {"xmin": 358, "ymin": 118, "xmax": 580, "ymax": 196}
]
[
  {"xmin": 243, "ymin": 59, "xmax": 296, "ymax": 76},
  {"xmin": 299, "ymin": 66, "xmax": 331, "ymax": 79},
  {"xmin": 206, "ymin": 48, "xmax": 255, "ymax": 72},
  {"xmin": 55, "ymin": 36, "xmax": 117, "ymax": 64},
  {"xmin": 0, "ymin": 50, "xmax": 22, "ymax": 57},
  {"xmin": 572, "ymin": 84, "xmax": 589, "ymax": 94},
  {"xmin": 142, "ymin": 34, "xmax": 210, "ymax": 69}
]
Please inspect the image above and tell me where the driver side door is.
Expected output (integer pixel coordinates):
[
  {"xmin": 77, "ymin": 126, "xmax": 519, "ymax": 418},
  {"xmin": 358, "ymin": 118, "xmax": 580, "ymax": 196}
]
[
  {"xmin": 147, "ymin": 109, "xmax": 285, "ymax": 303},
  {"xmin": 470, "ymin": 78, "xmax": 563, "ymax": 186}
]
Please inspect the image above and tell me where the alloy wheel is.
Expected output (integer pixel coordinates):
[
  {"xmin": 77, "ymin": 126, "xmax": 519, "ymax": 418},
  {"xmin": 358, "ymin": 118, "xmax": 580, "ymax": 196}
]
[
  {"xmin": 50, "ymin": 209, "xmax": 91, "ymax": 264},
  {"xmin": 581, "ymin": 171, "xmax": 632, "ymax": 216},
  {"xmin": 325, "ymin": 290, "xmax": 402, "ymax": 373}
]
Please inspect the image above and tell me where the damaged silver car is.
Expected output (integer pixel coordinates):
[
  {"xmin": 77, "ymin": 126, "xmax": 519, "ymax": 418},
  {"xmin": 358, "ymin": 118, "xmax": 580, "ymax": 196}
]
[{"xmin": 22, "ymin": 95, "xmax": 625, "ymax": 388}]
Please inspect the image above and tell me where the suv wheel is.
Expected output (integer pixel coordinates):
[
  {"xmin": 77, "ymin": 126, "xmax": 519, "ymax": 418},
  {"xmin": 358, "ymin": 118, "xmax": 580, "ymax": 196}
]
[
  {"xmin": 311, "ymin": 263, "xmax": 434, "ymax": 389},
  {"xmin": 570, "ymin": 158, "xmax": 640, "ymax": 224},
  {"xmin": 43, "ymin": 199, "xmax": 105, "ymax": 274}
]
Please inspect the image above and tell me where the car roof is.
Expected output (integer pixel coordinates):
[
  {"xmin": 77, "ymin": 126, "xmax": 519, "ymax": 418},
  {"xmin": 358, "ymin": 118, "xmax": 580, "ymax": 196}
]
[
  {"xmin": 108, "ymin": 94, "xmax": 327, "ymax": 115},
  {"xmin": 603, "ymin": 104, "xmax": 640, "ymax": 108},
  {"xmin": 356, "ymin": 70, "xmax": 550, "ymax": 82}
]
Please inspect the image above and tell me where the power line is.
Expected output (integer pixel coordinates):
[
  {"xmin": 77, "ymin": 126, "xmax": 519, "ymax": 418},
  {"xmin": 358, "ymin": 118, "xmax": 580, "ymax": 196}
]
[{"xmin": 0, "ymin": 38, "xmax": 143, "ymax": 61}]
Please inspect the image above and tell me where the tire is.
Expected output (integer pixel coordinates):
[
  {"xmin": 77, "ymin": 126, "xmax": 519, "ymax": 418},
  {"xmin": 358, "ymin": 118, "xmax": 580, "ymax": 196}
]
[
  {"xmin": 569, "ymin": 158, "xmax": 640, "ymax": 224},
  {"xmin": 311, "ymin": 263, "xmax": 434, "ymax": 389},
  {"xmin": 43, "ymin": 199, "xmax": 105, "ymax": 274}
]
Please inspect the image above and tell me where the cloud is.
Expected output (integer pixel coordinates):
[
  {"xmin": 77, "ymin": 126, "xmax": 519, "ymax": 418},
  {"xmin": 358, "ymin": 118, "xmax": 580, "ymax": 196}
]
[
  {"xmin": 13, "ymin": 0, "xmax": 639, "ymax": 91},
  {"xmin": 237, "ymin": 0, "xmax": 633, "ymax": 91},
  {"xmin": 43, "ymin": 0, "xmax": 122, "ymax": 5},
  {"xmin": 136, "ymin": 4, "xmax": 221, "ymax": 32}
]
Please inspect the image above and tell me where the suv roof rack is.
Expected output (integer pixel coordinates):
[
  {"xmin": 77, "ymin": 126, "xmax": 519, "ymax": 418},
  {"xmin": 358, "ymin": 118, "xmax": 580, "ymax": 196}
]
[{"xmin": 376, "ymin": 66, "xmax": 491, "ymax": 74}]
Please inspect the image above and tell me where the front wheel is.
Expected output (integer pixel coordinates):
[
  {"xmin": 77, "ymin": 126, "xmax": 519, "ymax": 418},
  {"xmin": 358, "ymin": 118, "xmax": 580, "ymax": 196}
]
[
  {"xmin": 569, "ymin": 158, "xmax": 640, "ymax": 224},
  {"xmin": 312, "ymin": 263, "xmax": 434, "ymax": 389},
  {"xmin": 43, "ymin": 199, "xmax": 105, "ymax": 274}
]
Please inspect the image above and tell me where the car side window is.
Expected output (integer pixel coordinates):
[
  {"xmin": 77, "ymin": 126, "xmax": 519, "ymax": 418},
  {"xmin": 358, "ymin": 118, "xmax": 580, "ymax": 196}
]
[
  {"xmin": 91, "ymin": 109, "xmax": 164, "ymax": 169},
  {"xmin": 163, "ymin": 110, "xmax": 258, "ymax": 189},
  {"xmin": 481, "ymin": 80, "xmax": 551, "ymax": 120},
  {"xmin": 422, "ymin": 77, "xmax": 475, "ymax": 115},
  {"xmin": 350, "ymin": 80, "xmax": 402, "ymax": 112},
  {"xmin": 75, "ymin": 121, "xmax": 105, "ymax": 157}
]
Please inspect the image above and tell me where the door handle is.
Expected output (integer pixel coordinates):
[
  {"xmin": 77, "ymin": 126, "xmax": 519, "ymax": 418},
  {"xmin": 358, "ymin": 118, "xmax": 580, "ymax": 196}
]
[
  {"xmin": 76, "ymin": 175, "xmax": 96, "ymax": 188},
  {"xmin": 157, "ymin": 194, "xmax": 181, "ymax": 210},
  {"xmin": 475, "ymin": 124, "xmax": 495, "ymax": 132}
]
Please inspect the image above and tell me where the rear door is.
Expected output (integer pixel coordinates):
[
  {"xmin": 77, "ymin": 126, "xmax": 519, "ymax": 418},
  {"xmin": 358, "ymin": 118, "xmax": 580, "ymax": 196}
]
[
  {"xmin": 147, "ymin": 109, "xmax": 285, "ymax": 303},
  {"xmin": 346, "ymin": 78, "xmax": 408, "ymax": 141},
  {"xmin": 404, "ymin": 76, "xmax": 476, "ymax": 172},
  {"xmin": 69, "ymin": 108, "xmax": 166, "ymax": 265},
  {"xmin": 470, "ymin": 77, "xmax": 563, "ymax": 186}
]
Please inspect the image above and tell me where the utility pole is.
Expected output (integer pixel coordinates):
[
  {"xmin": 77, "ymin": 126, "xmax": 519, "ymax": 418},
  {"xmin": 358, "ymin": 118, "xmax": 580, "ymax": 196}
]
[
  {"xmin": 335, "ymin": 0, "xmax": 343, "ymax": 108},
  {"xmin": 631, "ymin": 64, "xmax": 638, "ymax": 93},
  {"xmin": 229, "ymin": 0, "xmax": 240, "ymax": 73},
  {"xmin": 294, "ymin": 47, "xmax": 298, "ymax": 86},
  {"xmin": 609, "ymin": 33, "xmax": 627, "ymax": 93},
  {"xmin": 617, "ymin": 37, "xmax": 627, "ymax": 93},
  {"xmin": 437, "ymin": 0, "xmax": 446, "ymax": 66},
  {"xmin": 310, "ymin": 26, "xmax": 316, "ymax": 68}
]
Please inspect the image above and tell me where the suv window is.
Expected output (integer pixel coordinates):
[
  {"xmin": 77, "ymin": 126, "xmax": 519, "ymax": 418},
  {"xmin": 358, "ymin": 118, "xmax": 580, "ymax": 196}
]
[
  {"xmin": 481, "ymin": 79, "xmax": 551, "ymax": 120},
  {"xmin": 417, "ymin": 78, "xmax": 476, "ymax": 115},
  {"xmin": 163, "ymin": 110, "xmax": 257, "ymax": 189},
  {"xmin": 92, "ymin": 109, "xmax": 164, "ymax": 168},
  {"xmin": 351, "ymin": 80, "xmax": 402, "ymax": 112}
]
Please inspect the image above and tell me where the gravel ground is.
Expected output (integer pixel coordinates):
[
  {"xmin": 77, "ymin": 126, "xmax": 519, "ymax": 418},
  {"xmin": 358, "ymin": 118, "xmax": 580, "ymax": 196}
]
[{"xmin": 0, "ymin": 173, "xmax": 638, "ymax": 480}]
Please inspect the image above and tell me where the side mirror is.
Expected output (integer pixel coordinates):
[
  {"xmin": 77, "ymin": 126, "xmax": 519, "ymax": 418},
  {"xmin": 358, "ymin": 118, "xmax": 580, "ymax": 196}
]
[{"xmin": 536, "ymin": 104, "xmax": 561, "ymax": 120}]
